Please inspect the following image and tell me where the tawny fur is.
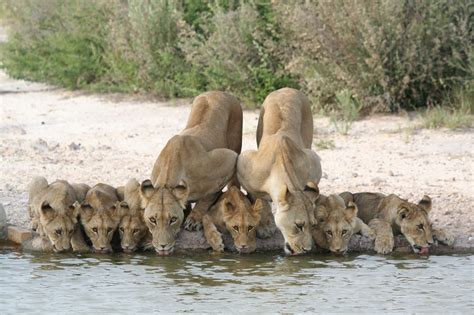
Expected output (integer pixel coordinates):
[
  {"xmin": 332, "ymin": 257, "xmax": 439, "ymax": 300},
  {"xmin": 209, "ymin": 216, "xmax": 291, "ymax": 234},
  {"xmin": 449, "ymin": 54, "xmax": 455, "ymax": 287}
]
[
  {"xmin": 139, "ymin": 91, "xmax": 243, "ymax": 255},
  {"xmin": 76, "ymin": 183, "xmax": 126, "ymax": 253},
  {"xmin": 339, "ymin": 192, "xmax": 455, "ymax": 254},
  {"xmin": 28, "ymin": 176, "xmax": 90, "ymax": 252},
  {"xmin": 312, "ymin": 194, "xmax": 375, "ymax": 254},
  {"xmin": 237, "ymin": 88, "xmax": 322, "ymax": 255},
  {"xmin": 202, "ymin": 186, "xmax": 270, "ymax": 253}
]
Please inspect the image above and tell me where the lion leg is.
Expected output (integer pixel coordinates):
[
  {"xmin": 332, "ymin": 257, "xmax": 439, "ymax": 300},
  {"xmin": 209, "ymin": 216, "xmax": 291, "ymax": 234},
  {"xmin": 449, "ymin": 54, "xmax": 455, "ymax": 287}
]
[
  {"xmin": 256, "ymin": 199, "xmax": 276, "ymax": 239},
  {"xmin": 369, "ymin": 218, "xmax": 394, "ymax": 254},
  {"xmin": 184, "ymin": 193, "xmax": 220, "ymax": 231},
  {"xmin": 432, "ymin": 227, "xmax": 455, "ymax": 246},
  {"xmin": 354, "ymin": 217, "xmax": 375, "ymax": 240},
  {"xmin": 202, "ymin": 214, "xmax": 224, "ymax": 252},
  {"xmin": 71, "ymin": 229, "xmax": 90, "ymax": 252}
]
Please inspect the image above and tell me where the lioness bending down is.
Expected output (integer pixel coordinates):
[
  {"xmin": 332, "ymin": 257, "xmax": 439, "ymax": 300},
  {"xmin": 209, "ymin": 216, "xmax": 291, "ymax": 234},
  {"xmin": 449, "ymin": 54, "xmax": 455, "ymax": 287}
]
[
  {"xmin": 118, "ymin": 179, "xmax": 152, "ymax": 253},
  {"xmin": 312, "ymin": 194, "xmax": 375, "ymax": 254},
  {"xmin": 76, "ymin": 183, "xmax": 127, "ymax": 253},
  {"xmin": 237, "ymin": 88, "xmax": 322, "ymax": 255},
  {"xmin": 140, "ymin": 91, "xmax": 242, "ymax": 255},
  {"xmin": 202, "ymin": 186, "xmax": 271, "ymax": 253},
  {"xmin": 340, "ymin": 192, "xmax": 455, "ymax": 254},
  {"xmin": 28, "ymin": 176, "xmax": 90, "ymax": 252}
]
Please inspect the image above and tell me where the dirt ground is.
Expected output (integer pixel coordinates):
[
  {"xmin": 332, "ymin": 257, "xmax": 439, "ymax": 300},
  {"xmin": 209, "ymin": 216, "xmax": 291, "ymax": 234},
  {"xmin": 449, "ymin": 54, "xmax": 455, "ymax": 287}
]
[{"xmin": 0, "ymin": 69, "xmax": 473, "ymax": 249}]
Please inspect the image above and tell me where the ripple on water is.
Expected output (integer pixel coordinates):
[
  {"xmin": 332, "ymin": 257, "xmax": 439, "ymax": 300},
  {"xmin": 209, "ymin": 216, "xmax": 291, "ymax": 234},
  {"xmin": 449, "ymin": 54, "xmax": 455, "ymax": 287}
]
[{"xmin": 0, "ymin": 250, "xmax": 472, "ymax": 313}]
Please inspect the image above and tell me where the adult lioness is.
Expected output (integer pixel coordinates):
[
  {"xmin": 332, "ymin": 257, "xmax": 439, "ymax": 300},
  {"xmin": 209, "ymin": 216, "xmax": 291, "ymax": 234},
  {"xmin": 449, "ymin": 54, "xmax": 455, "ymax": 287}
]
[
  {"xmin": 28, "ymin": 176, "xmax": 90, "ymax": 252},
  {"xmin": 312, "ymin": 194, "xmax": 375, "ymax": 254},
  {"xmin": 237, "ymin": 88, "xmax": 322, "ymax": 255},
  {"xmin": 118, "ymin": 179, "xmax": 152, "ymax": 253},
  {"xmin": 140, "ymin": 91, "xmax": 242, "ymax": 255},
  {"xmin": 202, "ymin": 186, "xmax": 269, "ymax": 253},
  {"xmin": 76, "ymin": 183, "xmax": 126, "ymax": 253},
  {"xmin": 339, "ymin": 192, "xmax": 455, "ymax": 254}
]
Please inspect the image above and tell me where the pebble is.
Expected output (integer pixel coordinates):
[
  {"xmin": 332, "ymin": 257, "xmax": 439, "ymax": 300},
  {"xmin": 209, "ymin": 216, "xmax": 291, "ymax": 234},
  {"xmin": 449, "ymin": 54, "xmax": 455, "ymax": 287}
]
[
  {"xmin": 68, "ymin": 142, "xmax": 81, "ymax": 150},
  {"xmin": 32, "ymin": 138, "xmax": 48, "ymax": 151},
  {"xmin": 352, "ymin": 173, "xmax": 358, "ymax": 178},
  {"xmin": 388, "ymin": 170, "xmax": 394, "ymax": 176},
  {"xmin": 371, "ymin": 177, "xmax": 386, "ymax": 185}
]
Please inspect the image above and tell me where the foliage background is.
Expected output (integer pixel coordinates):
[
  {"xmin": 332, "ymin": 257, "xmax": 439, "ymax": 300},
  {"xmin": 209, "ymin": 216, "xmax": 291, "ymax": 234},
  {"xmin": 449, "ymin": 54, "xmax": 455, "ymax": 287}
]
[{"xmin": 1, "ymin": 0, "xmax": 472, "ymax": 112}]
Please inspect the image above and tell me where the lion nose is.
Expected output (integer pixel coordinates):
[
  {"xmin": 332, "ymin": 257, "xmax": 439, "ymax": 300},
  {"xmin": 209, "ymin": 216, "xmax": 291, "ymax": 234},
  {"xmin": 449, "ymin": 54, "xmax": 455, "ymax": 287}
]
[
  {"xmin": 241, "ymin": 245, "xmax": 247, "ymax": 249},
  {"xmin": 100, "ymin": 246, "xmax": 106, "ymax": 250},
  {"xmin": 159, "ymin": 244, "xmax": 167, "ymax": 249}
]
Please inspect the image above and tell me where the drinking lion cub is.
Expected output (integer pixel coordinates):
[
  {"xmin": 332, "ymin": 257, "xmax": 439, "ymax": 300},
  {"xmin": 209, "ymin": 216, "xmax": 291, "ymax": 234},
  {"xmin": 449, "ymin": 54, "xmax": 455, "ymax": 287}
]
[
  {"xmin": 312, "ymin": 194, "xmax": 375, "ymax": 255},
  {"xmin": 28, "ymin": 176, "xmax": 90, "ymax": 252},
  {"xmin": 76, "ymin": 183, "xmax": 127, "ymax": 253},
  {"xmin": 340, "ymin": 192, "xmax": 455, "ymax": 254},
  {"xmin": 118, "ymin": 179, "xmax": 152, "ymax": 253},
  {"xmin": 202, "ymin": 186, "xmax": 271, "ymax": 253}
]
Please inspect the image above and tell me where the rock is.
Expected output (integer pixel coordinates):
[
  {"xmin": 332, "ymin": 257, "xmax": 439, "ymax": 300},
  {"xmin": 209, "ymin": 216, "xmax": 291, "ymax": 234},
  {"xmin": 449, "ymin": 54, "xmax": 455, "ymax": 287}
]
[
  {"xmin": 68, "ymin": 142, "xmax": 81, "ymax": 150},
  {"xmin": 0, "ymin": 204, "xmax": 7, "ymax": 239},
  {"xmin": 322, "ymin": 172, "xmax": 328, "ymax": 179},
  {"xmin": 388, "ymin": 170, "xmax": 394, "ymax": 176},
  {"xmin": 32, "ymin": 138, "xmax": 48, "ymax": 151},
  {"xmin": 352, "ymin": 172, "xmax": 359, "ymax": 178}
]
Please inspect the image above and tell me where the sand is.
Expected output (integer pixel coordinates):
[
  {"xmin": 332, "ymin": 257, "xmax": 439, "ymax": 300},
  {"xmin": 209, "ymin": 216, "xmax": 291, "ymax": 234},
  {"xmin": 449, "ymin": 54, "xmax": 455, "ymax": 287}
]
[{"xmin": 1, "ymin": 68, "xmax": 473, "ymax": 251}]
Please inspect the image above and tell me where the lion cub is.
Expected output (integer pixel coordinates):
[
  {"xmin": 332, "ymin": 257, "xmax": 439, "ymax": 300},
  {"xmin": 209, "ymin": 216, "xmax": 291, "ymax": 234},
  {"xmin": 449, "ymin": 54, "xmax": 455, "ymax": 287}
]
[
  {"xmin": 28, "ymin": 176, "xmax": 90, "ymax": 252},
  {"xmin": 312, "ymin": 194, "xmax": 375, "ymax": 254},
  {"xmin": 339, "ymin": 192, "xmax": 455, "ymax": 254},
  {"xmin": 202, "ymin": 186, "xmax": 268, "ymax": 253},
  {"xmin": 75, "ymin": 183, "xmax": 126, "ymax": 253},
  {"xmin": 117, "ymin": 179, "xmax": 152, "ymax": 253}
]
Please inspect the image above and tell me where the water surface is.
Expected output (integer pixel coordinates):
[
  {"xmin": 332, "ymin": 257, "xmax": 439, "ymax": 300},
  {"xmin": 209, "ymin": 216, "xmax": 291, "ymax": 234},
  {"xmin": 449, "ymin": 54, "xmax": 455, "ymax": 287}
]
[{"xmin": 0, "ymin": 245, "xmax": 472, "ymax": 313}]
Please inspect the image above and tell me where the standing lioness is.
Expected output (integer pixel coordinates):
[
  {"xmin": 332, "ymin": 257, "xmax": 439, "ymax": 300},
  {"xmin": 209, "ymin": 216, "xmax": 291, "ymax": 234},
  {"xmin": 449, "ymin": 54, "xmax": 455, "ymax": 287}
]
[
  {"xmin": 237, "ymin": 88, "xmax": 322, "ymax": 255},
  {"xmin": 140, "ymin": 91, "xmax": 242, "ymax": 255}
]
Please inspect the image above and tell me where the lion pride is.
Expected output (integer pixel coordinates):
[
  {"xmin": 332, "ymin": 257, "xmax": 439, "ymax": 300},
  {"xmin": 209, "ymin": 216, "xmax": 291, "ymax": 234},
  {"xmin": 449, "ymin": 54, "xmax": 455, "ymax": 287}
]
[
  {"xmin": 237, "ymin": 88, "xmax": 322, "ymax": 255},
  {"xmin": 140, "ymin": 91, "xmax": 243, "ymax": 255}
]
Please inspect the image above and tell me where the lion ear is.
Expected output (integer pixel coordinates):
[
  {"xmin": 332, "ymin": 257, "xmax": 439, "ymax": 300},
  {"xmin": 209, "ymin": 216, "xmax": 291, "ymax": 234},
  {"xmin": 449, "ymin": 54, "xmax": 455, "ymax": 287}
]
[
  {"xmin": 277, "ymin": 185, "xmax": 290, "ymax": 210},
  {"xmin": 173, "ymin": 180, "xmax": 189, "ymax": 209},
  {"xmin": 304, "ymin": 181, "xmax": 320, "ymax": 203},
  {"xmin": 140, "ymin": 179, "xmax": 154, "ymax": 201},
  {"xmin": 418, "ymin": 195, "xmax": 432, "ymax": 212},
  {"xmin": 78, "ymin": 203, "xmax": 94, "ymax": 221},
  {"xmin": 252, "ymin": 198, "xmax": 265, "ymax": 216},
  {"xmin": 40, "ymin": 202, "xmax": 55, "ymax": 221},
  {"xmin": 315, "ymin": 206, "xmax": 328, "ymax": 225},
  {"xmin": 223, "ymin": 197, "xmax": 236, "ymax": 215},
  {"xmin": 397, "ymin": 206, "xmax": 412, "ymax": 221},
  {"xmin": 344, "ymin": 201, "xmax": 358, "ymax": 221}
]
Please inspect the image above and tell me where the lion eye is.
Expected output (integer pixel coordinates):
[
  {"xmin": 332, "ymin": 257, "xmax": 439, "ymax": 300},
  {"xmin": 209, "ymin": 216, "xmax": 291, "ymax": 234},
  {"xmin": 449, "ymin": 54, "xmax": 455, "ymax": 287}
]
[
  {"xmin": 248, "ymin": 226, "xmax": 254, "ymax": 232},
  {"xmin": 417, "ymin": 224, "xmax": 424, "ymax": 230},
  {"xmin": 149, "ymin": 217, "xmax": 156, "ymax": 224},
  {"xmin": 326, "ymin": 230, "xmax": 333, "ymax": 237},
  {"xmin": 233, "ymin": 226, "xmax": 239, "ymax": 232},
  {"xmin": 55, "ymin": 229, "xmax": 62, "ymax": 236},
  {"xmin": 107, "ymin": 227, "xmax": 113, "ymax": 233},
  {"xmin": 296, "ymin": 223, "xmax": 304, "ymax": 231},
  {"xmin": 119, "ymin": 227, "xmax": 124, "ymax": 232},
  {"xmin": 342, "ymin": 229, "xmax": 348, "ymax": 236},
  {"xmin": 133, "ymin": 229, "xmax": 140, "ymax": 234},
  {"xmin": 311, "ymin": 224, "xmax": 318, "ymax": 229},
  {"xmin": 92, "ymin": 227, "xmax": 98, "ymax": 233},
  {"xmin": 170, "ymin": 217, "xmax": 177, "ymax": 224}
]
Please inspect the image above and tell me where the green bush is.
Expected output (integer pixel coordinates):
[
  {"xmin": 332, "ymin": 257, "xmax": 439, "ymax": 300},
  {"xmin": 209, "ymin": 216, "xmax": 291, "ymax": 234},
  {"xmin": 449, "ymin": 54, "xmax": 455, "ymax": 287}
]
[
  {"xmin": 0, "ymin": 0, "xmax": 472, "ymax": 111},
  {"xmin": 274, "ymin": 0, "xmax": 473, "ymax": 113}
]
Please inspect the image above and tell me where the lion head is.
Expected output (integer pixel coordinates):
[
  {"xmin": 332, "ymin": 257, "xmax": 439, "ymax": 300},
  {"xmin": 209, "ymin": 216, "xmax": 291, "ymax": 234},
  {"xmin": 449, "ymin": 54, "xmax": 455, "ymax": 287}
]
[
  {"xmin": 220, "ymin": 186, "xmax": 263, "ymax": 253},
  {"xmin": 28, "ymin": 177, "xmax": 87, "ymax": 252},
  {"xmin": 312, "ymin": 195, "xmax": 358, "ymax": 255},
  {"xmin": 139, "ymin": 179, "xmax": 188, "ymax": 256},
  {"xmin": 118, "ymin": 179, "xmax": 149, "ymax": 253},
  {"xmin": 77, "ymin": 184, "xmax": 125, "ymax": 253},
  {"xmin": 395, "ymin": 195, "xmax": 434, "ymax": 254},
  {"xmin": 275, "ymin": 182, "xmax": 319, "ymax": 255}
]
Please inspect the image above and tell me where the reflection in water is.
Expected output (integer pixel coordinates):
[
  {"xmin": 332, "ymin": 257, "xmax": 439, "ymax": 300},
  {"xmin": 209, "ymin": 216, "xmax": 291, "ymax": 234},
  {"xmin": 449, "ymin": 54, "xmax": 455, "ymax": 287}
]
[{"xmin": 0, "ymin": 248, "xmax": 472, "ymax": 313}]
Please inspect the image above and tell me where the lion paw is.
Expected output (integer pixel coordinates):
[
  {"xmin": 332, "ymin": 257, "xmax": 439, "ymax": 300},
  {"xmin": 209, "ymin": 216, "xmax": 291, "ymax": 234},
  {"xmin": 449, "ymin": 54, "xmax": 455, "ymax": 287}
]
[
  {"xmin": 366, "ymin": 230, "xmax": 376, "ymax": 241},
  {"xmin": 433, "ymin": 228, "xmax": 455, "ymax": 246},
  {"xmin": 374, "ymin": 236, "xmax": 393, "ymax": 254},
  {"xmin": 184, "ymin": 215, "xmax": 203, "ymax": 231}
]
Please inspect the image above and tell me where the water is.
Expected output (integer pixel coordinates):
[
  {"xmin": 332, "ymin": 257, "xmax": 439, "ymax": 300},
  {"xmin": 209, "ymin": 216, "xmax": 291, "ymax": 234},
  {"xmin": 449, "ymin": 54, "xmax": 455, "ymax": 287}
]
[{"xmin": 0, "ymin": 244, "xmax": 473, "ymax": 314}]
